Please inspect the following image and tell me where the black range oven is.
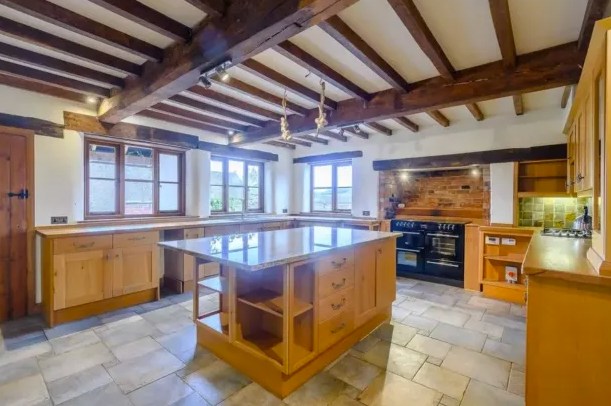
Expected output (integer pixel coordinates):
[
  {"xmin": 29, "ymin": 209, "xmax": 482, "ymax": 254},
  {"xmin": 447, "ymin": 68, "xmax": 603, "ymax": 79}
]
[{"xmin": 391, "ymin": 220, "xmax": 465, "ymax": 287}]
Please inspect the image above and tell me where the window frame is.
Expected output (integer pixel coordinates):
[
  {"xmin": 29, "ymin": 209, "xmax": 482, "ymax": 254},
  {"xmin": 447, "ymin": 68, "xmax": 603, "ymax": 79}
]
[
  {"xmin": 84, "ymin": 137, "xmax": 186, "ymax": 219},
  {"xmin": 210, "ymin": 156, "xmax": 264, "ymax": 214},
  {"xmin": 310, "ymin": 161, "xmax": 352, "ymax": 213}
]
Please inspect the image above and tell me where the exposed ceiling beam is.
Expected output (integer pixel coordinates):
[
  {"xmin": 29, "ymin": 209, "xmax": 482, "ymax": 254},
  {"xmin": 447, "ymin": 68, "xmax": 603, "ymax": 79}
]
[
  {"xmin": 98, "ymin": 0, "xmax": 358, "ymax": 122},
  {"xmin": 488, "ymin": 0, "xmax": 516, "ymax": 69},
  {"xmin": 169, "ymin": 94, "xmax": 266, "ymax": 127},
  {"xmin": 137, "ymin": 109, "xmax": 226, "ymax": 135},
  {"xmin": 199, "ymin": 140, "xmax": 279, "ymax": 161},
  {"xmin": 0, "ymin": 112, "xmax": 64, "ymax": 138},
  {"xmin": 186, "ymin": 85, "xmax": 281, "ymax": 121},
  {"xmin": 319, "ymin": 16, "xmax": 410, "ymax": 91},
  {"xmin": 561, "ymin": 86, "xmax": 572, "ymax": 108},
  {"xmin": 151, "ymin": 103, "xmax": 250, "ymax": 132},
  {"xmin": 183, "ymin": 0, "xmax": 225, "ymax": 17},
  {"xmin": 0, "ymin": 16, "xmax": 141, "ymax": 76},
  {"xmin": 387, "ymin": 0, "xmax": 455, "ymax": 80},
  {"xmin": 426, "ymin": 110, "xmax": 450, "ymax": 127},
  {"xmin": 281, "ymin": 138, "xmax": 312, "ymax": 147},
  {"xmin": 275, "ymin": 41, "xmax": 371, "ymax": 101},
  {"xmin": 363, "ymin": 122, "xmax": 393, "ymax": 136},
  {"xmin": 513, "ymin": 94, "xmax": 524, "ymax": 115},
  {"xmin": 265, "ymin": 140, "xmax": 296, "ymax": 150},
  {"xmin": 341, "ymin": 127, "xmax": 369, "ymax": 139},
  {"xmin": 0, "ymin": 59, "xmax": 110, "ymax": 97},
  {"xmin": 240, "ymin": 59, "xmax": 337, "ymax": 110},
  {"xmin": 0, "ymin": 0, "xmax": 163, "ymax": 61},
  {"xmin": 579, "ymin": 0, "xmax": 611, "ymax": 51},
  {"xmin": 231, "ymin": 42, "xmax": 582, "ymax": 144},
  {"xmin": 0, "ymin": 42, "xmax": 124, "ymax": 88},
  {"xmin": 394, "ymin": 117, "xmax": 419, "ymax": 132},
  {"xmin": 88, "ymin": 0, "xmax": 192, "ymax": 42},
  {"xmin": 296, "ymin": 135, "xmax": 329, "ymax": 145},
  {"xmin": 0, "ymin": 72, "xmax": 90, "ymax": 104},
  {"xmin": 212, "ymin": 78, "xmax": 308, "ymax": 116},
  {"xmin": 466, "ymin": 103, "xmax": 484, "ymax": 121},
  {"xmin": 320, "ymin": 130, "xmax": 348, "ymax": 142}
]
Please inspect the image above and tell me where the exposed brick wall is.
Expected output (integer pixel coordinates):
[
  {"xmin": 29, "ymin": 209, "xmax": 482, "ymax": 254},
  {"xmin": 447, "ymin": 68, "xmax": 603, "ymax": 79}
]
[{"xmin": 378, "ymin": 166, "xmax": 491, "ymax": 220}]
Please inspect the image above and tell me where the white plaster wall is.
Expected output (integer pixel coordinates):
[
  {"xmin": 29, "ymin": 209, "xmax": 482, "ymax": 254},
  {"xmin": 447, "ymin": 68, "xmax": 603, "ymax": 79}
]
[{"xmin": 490, "ymin": 162, "xmax": 516, "ymax": 224}]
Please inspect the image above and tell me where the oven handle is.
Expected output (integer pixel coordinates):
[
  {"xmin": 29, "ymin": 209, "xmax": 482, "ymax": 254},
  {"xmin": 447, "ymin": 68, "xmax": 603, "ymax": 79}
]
[
  {"xmin": 426, "ymin": 260, "xmax": 460, "ymax": 268},
  {"xmin": 397, "ymin": 248, "xmax": 422, "ymax": 253},
  {"xmin": 400, "ymin": 231, "xmax": 422, "ymax": 235},
  {"xmin": 426, "ymin": 233, "xmax": 459, "ymax": 239}
]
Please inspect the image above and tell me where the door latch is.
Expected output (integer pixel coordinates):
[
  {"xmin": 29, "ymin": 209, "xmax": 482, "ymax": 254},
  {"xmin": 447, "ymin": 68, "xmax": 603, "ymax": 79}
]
[{"xmin": 7, "ymin": 189, "xmax": 29, "ymax": 200}]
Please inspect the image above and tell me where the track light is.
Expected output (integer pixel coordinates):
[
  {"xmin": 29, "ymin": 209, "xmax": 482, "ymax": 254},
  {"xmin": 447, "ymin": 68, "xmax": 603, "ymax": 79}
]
[
  {"xmin": 353, "ymin": 124, "xmax": 362, "ymax": 134},
  {"xmin": 216, "ymin": 66, "xmax": 230, "ymax": 82},
  {"xmin": 86, "ymin": 96, "xmax": 98, "ymax": 104},
  {"xmin": 199, "ymin": 74, "xmax": 212, "ymax": 89}
]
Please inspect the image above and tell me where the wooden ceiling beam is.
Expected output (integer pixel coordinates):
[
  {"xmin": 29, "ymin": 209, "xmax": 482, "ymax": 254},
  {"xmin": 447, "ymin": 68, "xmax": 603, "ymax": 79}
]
[
  {"xmin": 387, "ymin": 0, "xmax": 455, "ymax": 80},
  {"xmin": 579, "ymin": 0, "xmax": 611, "ymax": 51},
  {"xmin": 0, "ymin": 0, "xmax": 163, "ymax": 61},
  {"xmin": 169, "ymin": 94, "xmax": 267, "ymax": 127},
  {"xmin": 362, "ymin": 122, "xmax": 394, "ymax": 136},
  {"xmin": 0, "ymin": 72, "xmax": 90, "ymax": 104},
  {"xmin": 186, "ymin": 85, "xmax": 281, "ymax": 121},
  {"xmin": 466, "ymin": 103, "xmax": 484, "ymax": 121},
  {"xmin": 319, "ymin": 130, "xmax": 348, "ymax": 142},
  {"xmin": 275, "ymin": 41, "xmax": 371, "ymax": 101},
  {"xmin": 561, "ymin": 86, "xmax": 572, "ymax": 108},
  {"xmin": 212, "ymin": 78, "xmax": 309, "ymax": 116},
  {"xmin": 341, "ymin": 127, "xmax": 369, "ymax": 139},
  {"xmin": 88, "ymin": 0, "xmax": 191, "ymax": 42},
  {"xmin": 240, "ymin": 59, "xmax": 338, "ymax": 110},
  {"xmin": 231, "ymin": 42, "xmax": 582, "ymax": 144},
  {"xmin": 0, "ymin": 59, "xmax": 110, "ymax": 97},
  {"xmin": 0, "ymin": 42, "xmax": 124, "ymax": 89},
  {"xmin": 151, "ymin": 103, "xmax": 250, "ymax": 132},
  {"xmin": 513, "ymin": 94, "xmax": 524, "ymax": 116},
  {"xmin": 265, "ymin": 140, "xmax": 296, "ymax": 150},
  {"xmin": 393, "ymin": 117, "xmax": 419, "ymax": 132},
  {"xmin": 319, "ymin": 16, "xmax": 410, "ymax": 91},
  {"xmin": 488, "ymin": 0, "xmax": 516, "ymax": 69},
  {"xmin": 0, "ymin": 112, "xmax": 64, "ymax": 138},
  {"xmin": 296, "ymin": 135, "xmax": 329, "ymax": 145},
  {"xmin": 98, "ymin": 0, "xmax": 358, "ymax": 122},
  {"xmin": 137, "ymin": 109, "xmax": 226, "ymax": 135},
  {"xmin": 281, "ymin": 138, "xmax": 312, "ymax": 147},
  {"xmin": 0, "ymin": 16, "xmax": 141, "ymax": 76},
  {"xmin": 426, "ymin": 110, "xmax": 450, "ymax": 127},
  {"xmin": 183, "ymin": 0, "xmax": 225, "ymax": 17}
]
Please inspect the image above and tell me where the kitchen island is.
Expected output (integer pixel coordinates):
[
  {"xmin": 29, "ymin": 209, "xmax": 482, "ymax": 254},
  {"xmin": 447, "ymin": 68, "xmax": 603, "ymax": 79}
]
[{"xmin": 159, "ymin": 226, "xmax": 399, "ymax": 398}]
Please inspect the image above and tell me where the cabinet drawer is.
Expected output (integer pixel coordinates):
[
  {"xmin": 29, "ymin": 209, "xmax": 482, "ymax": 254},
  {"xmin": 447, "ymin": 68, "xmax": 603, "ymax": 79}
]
[
  {"xmin": 318, "ymin": 311, "xmax": 354, "ymax": 351},
  {"xmin": 184, "ymin": 228, "xmax": 205, "ymax": 239},
  {"xmin": 316, "ymin": 250, "xmax": 354, "ymax": 276},
  {"xmin": 318, "ymin": 266, "xmax": 354, "ymax": 299},
  {"xmin": 318, "ymin": 287, "xmax": 353, "ymax": 323},
  {"xmin": 113, "ymin": 231, "xmax": 159, "ymax": 248},
  {"xmin": 54, "ymin": 235, "xmax": 113, "ymax": 254}
]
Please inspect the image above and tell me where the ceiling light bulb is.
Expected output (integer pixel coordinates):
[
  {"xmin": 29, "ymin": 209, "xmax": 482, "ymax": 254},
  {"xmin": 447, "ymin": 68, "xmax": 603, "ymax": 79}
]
[
  {"xmin": 227, "ymin": 130, "xmax": 235, "ymax": 136},
  {"xmin": 471, "ymin": 167, "xmax": 481, "ymax": 177},
  {"xmin": 400, "ymin": 172, "xmax": 409, "ymax": 182},
  {"xmin": 86, "ymin": 96, "xmax": 97, "ymax": 104},
  {"xmin": 216, "ymin": 67, "xmax": 230, "ymax": 82}
]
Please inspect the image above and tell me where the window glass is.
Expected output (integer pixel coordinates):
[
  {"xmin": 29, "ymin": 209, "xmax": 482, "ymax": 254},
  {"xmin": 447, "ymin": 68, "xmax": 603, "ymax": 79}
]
[
  {"xmin": 125, "ymin": 181, "xmax": 153, "ymax": 215},
  {"xmin": 228, "ymin": 186, "xmax": 245, "ymax": 212},
  {"xmin": 124, "ymin": 146, "xmax": 153, "ymax": 181},
  {"xmin": 88, "ymin": 144, "xmax": 116, "ymax": 179},
  {"xmin": 210, "ymin": 185, "xmax": 224, "ymax": 211},
  {"xmin": 313, "ymin": 189, "xmax": 333, "ymax": 211},
  {"xmin": 87, "ymin": 143, "xmax": 117, "ymax": 214},
  {"xmin": 313, "ymin": 165, "xmax": 332, "ymax": 188},
  {"xmin": 311, "ymin": 162, "xmax": 352, "ymax": 212},
  {"xmin": 89, "ymin": 179, "xmax": 116, "ymax": 213},
  {"xmin": 247, "ymin": 164, "xmax": 260, "ymax": 187},
  {"xmin": 210, "ymin": 157, "xmax": 263, "ymax": 212},
  {"xmin": 228, "ymin": 160, "xmax": 245, "ymax": 186},
  {"xmin": 159, "ymin": 183, "xmax": 179, "ymax": 212},
  {"xmin": 247, "ymin": 188, "xmax": 260, "ymax": 210},
  {"xmin": 211, "ymin": 159, "xmax": 224, "ymax": 185},
  {"xmin": 337, "ymin": 165, "xmax": 352, "ymax": 187},
  {"xmin": 159, "ymin": 153, "xmax": 179, "ymax": 182}
]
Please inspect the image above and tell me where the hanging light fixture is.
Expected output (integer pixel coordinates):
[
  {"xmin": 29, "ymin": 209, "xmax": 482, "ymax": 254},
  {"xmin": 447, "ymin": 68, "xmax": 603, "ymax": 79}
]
[
  {"xmin": 314, "ymin": 80, "xmax": 328, "ymax": 136},
  {"xmin": 280, "ymin": 90, "xmax": 292, "ymax": 141}
]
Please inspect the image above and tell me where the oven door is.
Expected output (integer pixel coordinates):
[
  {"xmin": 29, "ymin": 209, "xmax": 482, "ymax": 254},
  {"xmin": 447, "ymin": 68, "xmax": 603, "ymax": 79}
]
[
  {"xmin": 396, "ymin": 248, "xmax": 425, "ymax": 275},
  {"xmin": 425, "ymin": 232, "xmax": 463, "ymax": 262},
  {"xmin": 424, "ymin": 259, "xmax": 464, "ymax": 282},
  {"xmin": 396, "ymin": 231, "xmax": 425, "ymax": 251}
]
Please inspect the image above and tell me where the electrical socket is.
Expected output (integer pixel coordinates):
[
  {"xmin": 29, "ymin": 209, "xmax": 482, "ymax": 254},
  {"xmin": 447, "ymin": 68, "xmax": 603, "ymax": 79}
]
[
  {"xmin": 362, "ymin": 211, "xmax": 370, "ymax": 216},
  {"xmin": 51, "ymin": 216, "xmax": 68, "ymax": 224}
]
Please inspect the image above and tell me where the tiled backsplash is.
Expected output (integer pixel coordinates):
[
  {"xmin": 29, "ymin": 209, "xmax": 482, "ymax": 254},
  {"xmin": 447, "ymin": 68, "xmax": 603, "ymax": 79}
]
[{"xmin": 518, "ymin": 197, "xmax": 592, "ymax": 228}]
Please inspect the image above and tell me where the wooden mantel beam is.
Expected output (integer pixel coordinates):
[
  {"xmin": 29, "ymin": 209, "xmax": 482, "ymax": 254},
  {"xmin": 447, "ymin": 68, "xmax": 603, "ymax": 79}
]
[
  {"xmin": 230, "ymin": 42, "xmax": 582, "ymax": 144},
  {"xmin": 98, "ymin": 0, "xmax": 358, "ymax": 123}
]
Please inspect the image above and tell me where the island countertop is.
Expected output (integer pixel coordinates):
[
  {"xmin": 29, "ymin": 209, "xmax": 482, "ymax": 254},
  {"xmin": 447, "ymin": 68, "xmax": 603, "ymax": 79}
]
[{"xmin": 159, "ymin": 226, "xmax": 400, "ymax": 271}]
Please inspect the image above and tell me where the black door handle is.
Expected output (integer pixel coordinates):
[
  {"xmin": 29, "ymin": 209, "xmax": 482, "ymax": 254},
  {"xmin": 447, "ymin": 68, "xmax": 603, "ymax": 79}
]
[{"xmin": 7, "ymin": 189, "xmax": 29, "ymax": 200}]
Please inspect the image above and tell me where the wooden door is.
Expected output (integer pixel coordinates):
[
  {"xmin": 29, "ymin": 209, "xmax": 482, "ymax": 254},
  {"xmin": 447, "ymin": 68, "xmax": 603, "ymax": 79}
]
[
  {"xmin": 53, "ymin": 250, "xmax": 112, "ymax": 310},
  {"xmin": 354, "ymin": 244, "xmax": 377, "ymax": 326},
  {"xmin": 112, "ymin": 245, "xmax": 159, "ymax": 296},
  {"xmin": 375, "ymin": 239, "xmax": 396, "ymax": 308},
  {"xmin": 0, "ymin": 133, "xmax": 28, "ymax": 321}
]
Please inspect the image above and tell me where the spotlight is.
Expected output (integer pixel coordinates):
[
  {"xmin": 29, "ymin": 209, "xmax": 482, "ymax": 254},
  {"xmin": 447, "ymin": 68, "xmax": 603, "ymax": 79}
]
[
  {"xmin": 227, "ymin": 130, "xmax": 235, "ymax": 136},
  {"xmin": 216, "ymin": 66, "xmax": 230, "ymax": 82},
  {"xmin": 199, "ymin": 74, "xmax": 212, "ymax": 89},
  {"xmin": 400, "ymin": 172, "xmax": 409, "ymax": 182},
  {"xmin": 86, "ymin": 96, "xmax": 97, "ymax": 104},
  {"xmin": 471, "ymin": 167, "xmax": 481, "ymax": 177},
  {"xmin": 353, "ymin": 125, "xmax": 362, "ymax": 133}
]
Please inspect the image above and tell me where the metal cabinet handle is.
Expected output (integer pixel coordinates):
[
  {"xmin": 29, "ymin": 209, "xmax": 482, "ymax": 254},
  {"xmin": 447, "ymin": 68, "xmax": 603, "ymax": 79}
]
[
  {"xmin": 426, "ymin": 260, "xmax": 459, "ymax": 268},
  {"xmin": 331, "ymin": 297, "xmax": 346, "ymax": 310},
  {"xmin": 330, "ymin": 322, "xmax": 346, "ymax": 334},
  {"xmin": 331, "ymin": 258, "xmax": 347, "ymax": 268},
  {"xmin": 332, "ymin": 278, "xmax": 347, "ymax": 290},
  {"xmin": 74, "ymin": 242, "xmax": 95, "ymax": 249},
  {"xmin": 576, "ymin": 173, "xmax": 585, "ymax": 182}
]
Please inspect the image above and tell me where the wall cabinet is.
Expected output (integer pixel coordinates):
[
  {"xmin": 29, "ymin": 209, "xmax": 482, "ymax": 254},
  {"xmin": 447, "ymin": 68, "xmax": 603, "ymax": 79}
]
[{"xmin": 568, "ymin": 83, "xmax": 596, "ymax": 195}]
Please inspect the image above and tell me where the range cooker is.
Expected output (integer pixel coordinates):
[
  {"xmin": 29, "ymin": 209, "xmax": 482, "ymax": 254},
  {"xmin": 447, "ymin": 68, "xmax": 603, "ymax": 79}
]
[{"xmin": 391, "ymin": 220, "xmax": 466, "ymax": 287}]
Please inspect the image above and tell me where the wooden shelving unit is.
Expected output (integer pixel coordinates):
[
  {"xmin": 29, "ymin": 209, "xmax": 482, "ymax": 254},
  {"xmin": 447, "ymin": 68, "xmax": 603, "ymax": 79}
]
[
  {"xmin": 516, "ymin": 159, "xmax": 568, "ymax": 197},
  {"xmin": 479, "ymin": 227, "xmax": 534, "ymax": 304}
]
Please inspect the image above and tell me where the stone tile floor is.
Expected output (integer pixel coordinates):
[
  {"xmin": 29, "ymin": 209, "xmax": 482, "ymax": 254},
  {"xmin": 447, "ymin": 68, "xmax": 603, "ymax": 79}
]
[{"xmin": 0, "ymin": 278, "xmax": 526, "ymax": 405}]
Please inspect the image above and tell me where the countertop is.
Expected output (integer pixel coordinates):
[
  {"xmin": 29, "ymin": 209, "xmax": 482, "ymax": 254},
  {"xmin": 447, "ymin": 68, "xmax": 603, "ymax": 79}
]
[
  {"xmin": 159, "ymin": 226, "xmax": 400, "ymax": 271},
  {"xmin": 522, "ymin": 233, "xmax": 609, "ymax": 285},
  {"xmin": 36, "ymin": 215, "xmax": 381, "ymax": 238}
]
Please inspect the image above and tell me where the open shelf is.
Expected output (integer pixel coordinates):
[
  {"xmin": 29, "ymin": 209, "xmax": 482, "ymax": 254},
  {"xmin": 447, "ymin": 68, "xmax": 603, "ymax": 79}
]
[
  {"xmin": 238, "ymin": 288, "xmax": 312, "ymax": 317},
  {"xmin": 236, "ymin": 331, "xmax": 284, "ymax": 365},
  {"xmin": 197, "ymin": 276, "xmax": 225, "ymax": 292},
  {"xmin": 197, "ymin": 311, "xmax": 229, "ymax": 335},
  {"xmin": 484, "ymin": 254, "xmax": 525, "ymax": 264}
]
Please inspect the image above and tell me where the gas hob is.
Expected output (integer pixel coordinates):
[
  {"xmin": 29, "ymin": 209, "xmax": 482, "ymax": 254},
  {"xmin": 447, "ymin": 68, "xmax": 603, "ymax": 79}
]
[{"xmin": 541, "ymin": 228, "xmax": 592, "ymax": 239}]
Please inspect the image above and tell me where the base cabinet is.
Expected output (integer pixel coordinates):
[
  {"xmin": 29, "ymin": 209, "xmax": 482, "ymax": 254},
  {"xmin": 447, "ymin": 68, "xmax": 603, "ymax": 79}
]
[{"xmin": 112, "ymin": 245, "xmax": 159, "ymax": 296}]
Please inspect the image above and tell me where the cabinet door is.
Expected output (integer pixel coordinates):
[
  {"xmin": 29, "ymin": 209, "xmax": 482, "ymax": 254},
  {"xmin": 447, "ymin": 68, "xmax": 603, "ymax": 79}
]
[
  {"xmin": 582, "ymin": 93, "xmax": 595, "ymax": 191},
  {"xmin": 354, "ymin": 244, "xmax": 377, "ymax": 326},
  {"xmin": 112, "ymin": 245, "xmax": 159, "ymax": 296},
  {"xmin": 53, "ymin": 250, "xmax": 112, "ymax": 310},
  {"xmin": 375, "ymin": 239, "xmax": 396, "ymax": 308},
  {"xmin": 567, "ymin": 125, "xmax": 576, "ymax": 194}
]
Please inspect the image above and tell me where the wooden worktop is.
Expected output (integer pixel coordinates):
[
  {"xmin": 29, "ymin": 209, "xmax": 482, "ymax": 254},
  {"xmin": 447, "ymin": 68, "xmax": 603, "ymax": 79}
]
[{"xmin": 522, "ymin": 233, "xmax": 611, "ymax": 286}]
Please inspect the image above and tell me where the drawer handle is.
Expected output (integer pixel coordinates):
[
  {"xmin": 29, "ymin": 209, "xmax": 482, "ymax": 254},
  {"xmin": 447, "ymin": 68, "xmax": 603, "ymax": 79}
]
[
  {"xmin": 73, "ymin": 242, "xmax": 94, "ymax": 249},
  {"xmin": 331, "ymin": 258, "xmax": 347, "ymax": 268},
  {"xmin": 331, "ymin": 322, "xmax": 346, "ymax": 334},
  {"xmin": 331, "ymin": 278, "xmax": 347, "ymax": 290},
  {"xmin": 128, "ymin": 236, "xmax": 147, "ymax": 241},
  {"xmin": 331, "ymin": 298, "xmax": 346, "ymax": 310}
]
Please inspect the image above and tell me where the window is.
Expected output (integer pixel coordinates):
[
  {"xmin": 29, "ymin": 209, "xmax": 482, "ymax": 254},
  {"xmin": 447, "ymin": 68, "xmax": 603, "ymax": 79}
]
[
  {"xmin": 311, "ymin": 162, "xmax": 352, "ymax": 212},
  {"xmin": 85, "ymin": 138, "xmax": 185, "ymax": 218},
  {"xmin": 210, "ymin": 157, "xmax": 264, "ymax": 213}
]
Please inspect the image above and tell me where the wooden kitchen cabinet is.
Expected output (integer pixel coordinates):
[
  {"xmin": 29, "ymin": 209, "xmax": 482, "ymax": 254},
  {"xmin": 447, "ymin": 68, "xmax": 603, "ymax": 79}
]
[
  {"xmin": 568, "ymin": 81, "xmax": 596, "ymax": 195},
  {"xmin": 375, "ymin": 239, "xmax": 396, "ymax": 307},
  {"xmin": 164, "ymin": 227, "xmax": 205, "ymax": 293},
  {"xmin": 354, "ymin": 244, "xmax": 377, "ymax": 326},
  {"xmin": 112, "ymin": 244, "xmax": 159, "ymax": 296}
]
